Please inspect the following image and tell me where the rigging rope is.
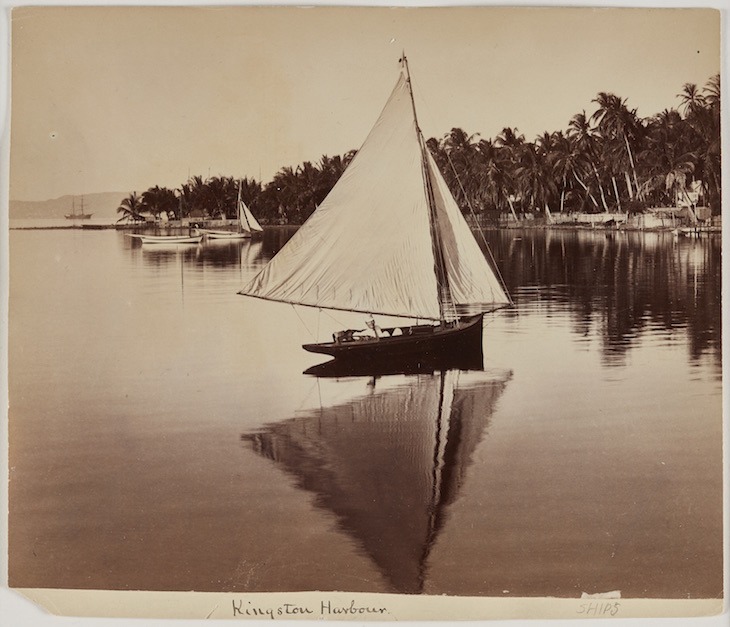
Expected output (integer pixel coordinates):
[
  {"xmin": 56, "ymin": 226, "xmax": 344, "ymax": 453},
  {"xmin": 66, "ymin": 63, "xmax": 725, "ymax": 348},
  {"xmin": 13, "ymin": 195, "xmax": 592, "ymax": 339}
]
[
  {"xmin": 320, "ymin": 307, "xmax": 350, "ymax": 329},
  {"xmin": 290, "ymin": 304, "xmax": 317, "ymax": 341}
]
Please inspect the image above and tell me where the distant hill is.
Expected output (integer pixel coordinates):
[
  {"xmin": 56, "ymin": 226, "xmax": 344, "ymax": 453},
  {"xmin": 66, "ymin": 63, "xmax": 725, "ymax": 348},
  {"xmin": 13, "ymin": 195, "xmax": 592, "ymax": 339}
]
[{"xmin": 10, "ymin": 192, "xmax": 130, "ymax": 221}]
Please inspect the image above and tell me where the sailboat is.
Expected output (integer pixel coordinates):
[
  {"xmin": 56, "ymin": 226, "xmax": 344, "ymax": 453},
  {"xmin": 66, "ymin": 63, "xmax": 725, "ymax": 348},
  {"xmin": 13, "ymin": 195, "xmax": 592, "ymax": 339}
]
[
  {"xmin": 202, "ymin": 183, "xmax": 263, "ymax": 240},
  {"xmin": 239, "ymin": 55, "xmax": 511, "ymax": 364},
  {"xmin": 64, "ymin": 196, "xmax": 93, "ymax": 220}
]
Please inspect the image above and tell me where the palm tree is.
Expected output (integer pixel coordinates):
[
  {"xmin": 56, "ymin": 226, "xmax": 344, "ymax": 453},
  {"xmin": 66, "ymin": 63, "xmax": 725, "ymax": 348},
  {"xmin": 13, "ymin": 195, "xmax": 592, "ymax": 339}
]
[
  {"xmin": 318, "ymin": 154, "xmax": 348, "ymax": 187},
  {"xmin": 426, "ymin": 137, "xmax": 449, "ymax": 177},
  {"xmin": 441, "ymin": 127, "xmax": 480, "ymax": 210},
  {"xmin": 591, "ymin": 92, "xmax": 642, "ymax": 200},
  {"xmin": 141, "ymin": 186, "xmax": 178, "ymax": 221},
  {"xmin": 463, "ymin": 138, "xmax": 517, "ymax": 221},
  {"xmin": 116, "ymin": 192, "xmax": 145, "ymax": 223},
  {"xmin": 515, "ymin": 140, "xmax": 557, "ymax": 220},
  {"xmin": 205, "ymin": 176, "xmax": 236, "ymax": 219},
  {"xmin": 699, "ymin": 75, "xmax": 721, "ymax": 214},
  {"xmin": 677, "ymin": 83, "xmax": 705, "ymax": 118},
  {"xmin": 238, "ymin": 176, "xmax": 263, "ymax": 207},
  {"xmin": 495, "ymin": 127, "xmax": 526, "ymax": 214},
  {"xmin": 568, "ymin": 112, "xmax": 610, "ymax": 212},
  {"xmin": 296, "ymin": 161, "xmax": 323, "ymax": 219},
  {"xmin": 267, "ymin": 166, "xmax": 301, "ymax": 223},
  {"xmin": 703, "ymin": 74, "xmax": 720, "ymax": 107},
  {"xmin": 495, "ymin": 127, "xmax": 525, "ymax": 151},
  {"xmin": 638, "ymin": 108, "xmax": 697, "ymax": 212},
  {"xmin": 534, "ymin": 133, "xmax": 560, "ymax": 220},
  {"xmin": 680, "ymin": 76, "xmax": 721, "ymax": 214},
  {"xmin": 551, "ymin": 131, "xmax": 588, "ymax": 213},
  {"xmin": 180, "ymin": 175, "xmax": 209, "ymax": 217}
]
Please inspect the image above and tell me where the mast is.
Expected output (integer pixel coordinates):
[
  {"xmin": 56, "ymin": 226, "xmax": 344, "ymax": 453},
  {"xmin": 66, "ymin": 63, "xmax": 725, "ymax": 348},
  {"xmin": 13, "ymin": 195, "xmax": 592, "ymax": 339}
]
[
  {"xmin": 237, "ymin": 180, "xmax": 245, "ymax": 232},
  {"xmin": 402, "ymin": 54, "xmax": 457, "ymax": 324},
  {"xmin": 416, "ymin": 369, "xmax": 451, "ymax": 591}
]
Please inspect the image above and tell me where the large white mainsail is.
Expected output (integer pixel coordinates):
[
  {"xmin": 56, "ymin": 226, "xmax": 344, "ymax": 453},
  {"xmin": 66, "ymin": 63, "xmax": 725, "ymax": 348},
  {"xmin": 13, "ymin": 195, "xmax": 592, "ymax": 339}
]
[{"xmin": 240, "ymin": 66, "xmax": 509, "ymax": 320}]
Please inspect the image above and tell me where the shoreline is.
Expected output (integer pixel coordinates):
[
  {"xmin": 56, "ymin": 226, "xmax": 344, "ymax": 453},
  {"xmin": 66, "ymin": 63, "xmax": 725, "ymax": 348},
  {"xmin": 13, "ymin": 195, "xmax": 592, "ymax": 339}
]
[{"xmin": 9, "ymin": 222, "xmax": 721, "ymax": 236}]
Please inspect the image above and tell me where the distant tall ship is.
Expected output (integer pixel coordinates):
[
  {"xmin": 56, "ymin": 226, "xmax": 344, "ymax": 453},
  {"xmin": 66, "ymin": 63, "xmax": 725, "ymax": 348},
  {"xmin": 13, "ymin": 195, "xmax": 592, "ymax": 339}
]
[{"xmin": 65, "ymin": 196, "xmax": 93, "ymax": 220}]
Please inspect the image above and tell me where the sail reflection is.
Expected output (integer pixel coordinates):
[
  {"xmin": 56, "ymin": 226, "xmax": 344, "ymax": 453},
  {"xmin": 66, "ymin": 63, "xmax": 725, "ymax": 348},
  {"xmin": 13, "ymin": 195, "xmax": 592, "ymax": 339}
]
[{"xmin": 242, "ymin": 368, "xmax": 511, "ymax": 594}]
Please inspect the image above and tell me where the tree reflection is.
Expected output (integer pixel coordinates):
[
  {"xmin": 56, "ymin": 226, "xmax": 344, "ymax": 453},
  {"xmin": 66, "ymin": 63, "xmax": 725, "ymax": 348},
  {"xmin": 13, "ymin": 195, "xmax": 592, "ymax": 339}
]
[{"xmin": 486, "ymin": 230, "xmax": 720, "ymax": 365}]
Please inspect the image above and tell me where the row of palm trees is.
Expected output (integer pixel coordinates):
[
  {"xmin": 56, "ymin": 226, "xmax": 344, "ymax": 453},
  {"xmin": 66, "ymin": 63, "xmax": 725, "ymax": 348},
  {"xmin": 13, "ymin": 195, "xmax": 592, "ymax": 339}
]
[
  {"xmin": 118, "ymin": 74, "xmax": 720, "ymax": 225},
  {"xmin": 428, "ymin": 74, "xmax": 720, "ymax": 220},
  {"xmin": 117, "ymin": 152, "xmax": 356, "ymax": 225}
]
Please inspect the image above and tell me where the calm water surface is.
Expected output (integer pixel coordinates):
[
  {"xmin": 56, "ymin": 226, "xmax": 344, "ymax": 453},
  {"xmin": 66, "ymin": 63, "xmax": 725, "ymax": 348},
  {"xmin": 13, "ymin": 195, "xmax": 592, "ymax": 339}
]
[{"xmin": 8, "ymin": 227, "xmax": 722, "ymax": 598}]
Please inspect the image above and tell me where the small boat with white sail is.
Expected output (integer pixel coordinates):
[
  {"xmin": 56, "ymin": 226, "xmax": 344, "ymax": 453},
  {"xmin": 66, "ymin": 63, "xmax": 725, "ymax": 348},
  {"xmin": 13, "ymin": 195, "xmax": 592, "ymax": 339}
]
[
  {"xmin": 239, "ymin": 55, "xmax": 512, "ymax": 366},
  {"xmin": 202, "ymin": 184, "xmax": 263, "ymax": 240}
]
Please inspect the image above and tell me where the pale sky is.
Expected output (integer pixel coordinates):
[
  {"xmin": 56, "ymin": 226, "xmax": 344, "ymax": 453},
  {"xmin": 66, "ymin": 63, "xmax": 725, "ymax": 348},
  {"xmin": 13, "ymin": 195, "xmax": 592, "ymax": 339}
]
[{"xmin": 7, "ymin": 5, "xmax": 722, "ymax": 201}]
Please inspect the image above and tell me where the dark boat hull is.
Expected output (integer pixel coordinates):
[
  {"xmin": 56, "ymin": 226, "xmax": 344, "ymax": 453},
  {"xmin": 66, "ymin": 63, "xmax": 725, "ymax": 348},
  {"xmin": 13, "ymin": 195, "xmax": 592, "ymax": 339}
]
[{"xmin": 302, "ymin": 314, "xmax": 484, "ymax": 367}]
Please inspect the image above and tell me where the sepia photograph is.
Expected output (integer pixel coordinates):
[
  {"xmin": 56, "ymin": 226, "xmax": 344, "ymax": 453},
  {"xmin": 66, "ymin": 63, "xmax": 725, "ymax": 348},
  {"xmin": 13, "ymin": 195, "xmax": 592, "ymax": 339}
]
[{"xmin": 2, "ymin": 3, "xmax": 725, "ymax": 623}]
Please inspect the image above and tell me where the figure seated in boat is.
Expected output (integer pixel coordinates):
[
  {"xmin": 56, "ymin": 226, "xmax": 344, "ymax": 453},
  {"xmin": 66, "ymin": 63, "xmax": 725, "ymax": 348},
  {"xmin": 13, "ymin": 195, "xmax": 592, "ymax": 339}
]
[
  {"xmin": 332, "ymin": 317, "xmax": 383, "ymax": 344},
  {"xmin": 365, "ymin": 317, "xmax": 382, "ymax": 338}
]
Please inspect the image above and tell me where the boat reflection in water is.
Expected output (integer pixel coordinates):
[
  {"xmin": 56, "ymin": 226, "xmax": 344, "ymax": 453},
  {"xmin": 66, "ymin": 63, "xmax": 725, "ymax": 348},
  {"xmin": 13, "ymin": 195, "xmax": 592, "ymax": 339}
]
[
  {"xmin": 304, "ymin": 348, "xmax": 485, "ymax": 378},
  {"xmin": 196, "ymin": 239, "xmax": 264, "ymax": 269},
  {"xmin": 242, "ymin": 366, "xmax": 511, "ymax": 594},
  {"xmin": 133, "ymin": 238, "xmax": 264, "ymax": 270}
]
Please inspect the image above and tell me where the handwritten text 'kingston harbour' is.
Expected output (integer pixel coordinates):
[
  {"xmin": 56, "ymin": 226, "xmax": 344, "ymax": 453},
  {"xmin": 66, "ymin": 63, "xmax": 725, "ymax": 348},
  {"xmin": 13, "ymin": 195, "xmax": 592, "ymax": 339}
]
[{"xmin": 232, "ymin": 599, "xmax": 390, "ymax": 619}]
